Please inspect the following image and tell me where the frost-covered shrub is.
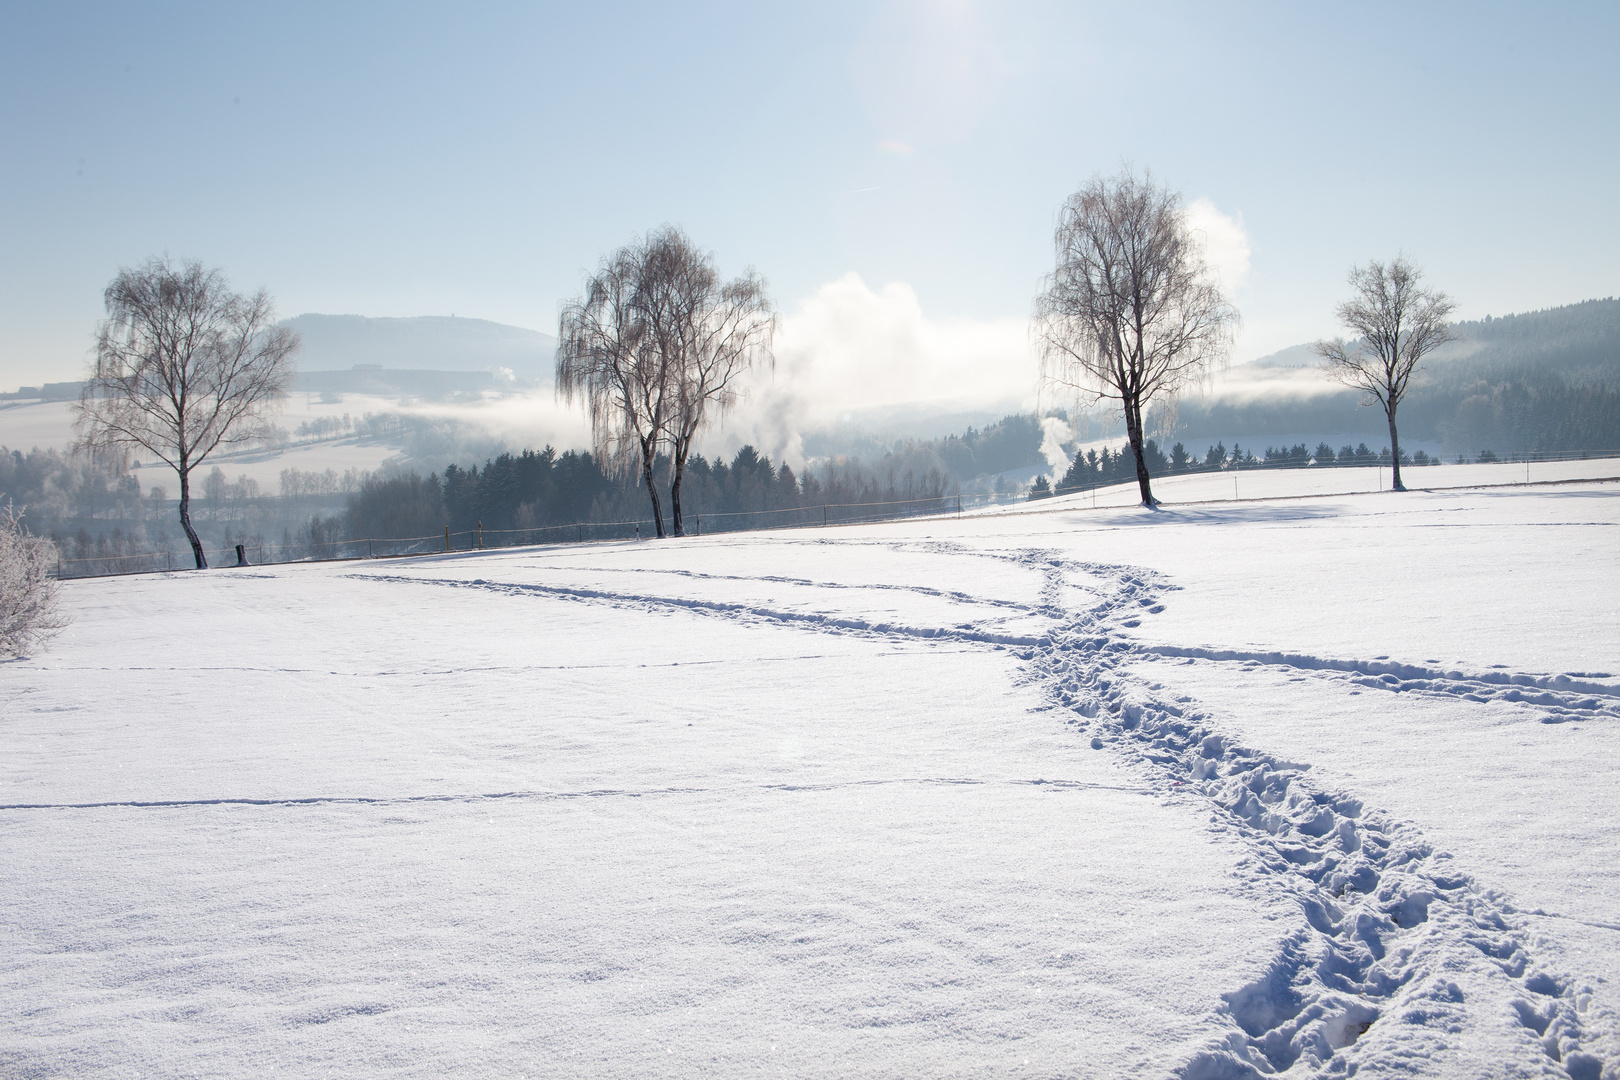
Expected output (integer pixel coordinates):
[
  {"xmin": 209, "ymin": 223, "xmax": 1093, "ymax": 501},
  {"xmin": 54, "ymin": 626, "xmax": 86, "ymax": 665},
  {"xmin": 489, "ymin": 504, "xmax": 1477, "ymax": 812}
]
[{"xmin": 0, "ymin": 500, "xmax": 67, "ymax": 657}]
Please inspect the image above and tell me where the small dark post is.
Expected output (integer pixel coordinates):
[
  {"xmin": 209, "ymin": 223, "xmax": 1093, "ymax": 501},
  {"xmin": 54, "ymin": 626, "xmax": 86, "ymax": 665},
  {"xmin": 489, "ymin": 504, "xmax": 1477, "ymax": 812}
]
[
  {"xmin": 478, "ymin": 520, "xmax": 483, "ymax": 550},
  {"xmin": 445, "ymin": 525, "xmax": 450, "ymax": 552},
  {"xmin": 235, "ymin": 543, "xmax": 247, "ymax": 567}
]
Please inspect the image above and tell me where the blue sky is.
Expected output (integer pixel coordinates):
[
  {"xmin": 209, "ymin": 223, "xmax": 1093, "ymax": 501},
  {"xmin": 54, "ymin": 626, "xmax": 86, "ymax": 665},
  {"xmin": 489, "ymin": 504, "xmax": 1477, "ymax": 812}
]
[{"xmin": 1, "ymin": 1, "xmax": 1616, "ymax": 390}]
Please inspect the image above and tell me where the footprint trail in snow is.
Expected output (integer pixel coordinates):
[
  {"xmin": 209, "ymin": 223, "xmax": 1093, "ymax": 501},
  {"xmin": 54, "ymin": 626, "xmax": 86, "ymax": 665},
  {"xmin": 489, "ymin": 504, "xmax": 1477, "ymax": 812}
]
[
  {"xmin": 1012, "ymin": 550, "xmax": 1617, "ymax": 1078},
  {"xmin": 372, "ymin": 542, "xmax": 1619, "ymax": 1077}
]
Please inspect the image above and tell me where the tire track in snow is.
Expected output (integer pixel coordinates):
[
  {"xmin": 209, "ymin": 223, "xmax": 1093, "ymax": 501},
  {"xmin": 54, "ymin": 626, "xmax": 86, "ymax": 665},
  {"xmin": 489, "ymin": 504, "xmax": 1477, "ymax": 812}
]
[
  {"xmin": 498, "ymin": 560, "xmax": 1038, "ymax": 613},
  {"xmin": 354, "ymin": 549, "xmax": 1618, "ymax": 1076},
  {"xmin": 1133, "ymin": 645, "xmax": 1620, "ymax": 723},
  {"xmin": 33, "ymin": 653, "xmax": 860, "ymax": 678},
  {"xmin": 357, "ymin": 573, "xmax": 1045, "ymax": 648},
  {"xmin": 0, "ymin": 776, "xmax": 1150, "ymax": 812}
]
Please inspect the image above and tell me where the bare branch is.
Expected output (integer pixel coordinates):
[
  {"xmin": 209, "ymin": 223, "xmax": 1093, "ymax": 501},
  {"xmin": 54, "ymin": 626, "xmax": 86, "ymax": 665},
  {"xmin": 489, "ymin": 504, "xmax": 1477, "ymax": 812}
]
[
  {"xmin": 72, "ymin": 257, "xmax": 299, "ymax": 567},
  {"xmin": 0, "ymin": 500, "xmax": 68, "ymax": 657},
  {"xmin": 1312, "ymin": 256, "xmax": 1456, "ymax": 491},
  {"xmin": 556, "ymin": 227, "xmax": 776, "ymax": 538},
  {"xmin": 556, "ymin": 233, "xmax": 678, "ymax": 536},
  {"xmin": 1033, "ymin": 168, "xmax": 1239, "ymax": 506}
]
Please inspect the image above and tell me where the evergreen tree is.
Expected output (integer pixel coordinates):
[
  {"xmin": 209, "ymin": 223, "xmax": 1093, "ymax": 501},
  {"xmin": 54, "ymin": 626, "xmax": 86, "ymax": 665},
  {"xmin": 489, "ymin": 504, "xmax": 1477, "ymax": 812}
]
[{"xmin": 1057, "ymin": 448, "xmax": 1092, "ymax": 493}]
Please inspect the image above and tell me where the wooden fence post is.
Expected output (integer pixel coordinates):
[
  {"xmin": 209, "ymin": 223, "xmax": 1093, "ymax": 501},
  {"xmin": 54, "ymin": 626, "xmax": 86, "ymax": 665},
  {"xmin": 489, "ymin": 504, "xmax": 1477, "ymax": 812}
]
[{"xmin": 445, "ymin": 525, "xmax": 450, "ymax": 552}]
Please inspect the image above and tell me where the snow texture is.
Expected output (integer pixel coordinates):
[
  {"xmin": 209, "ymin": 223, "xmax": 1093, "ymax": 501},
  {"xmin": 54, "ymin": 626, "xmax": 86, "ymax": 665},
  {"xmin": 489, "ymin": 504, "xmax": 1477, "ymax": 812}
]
[{"xmin": 2, "ymin": 470, "xmax": 1617, "ymax": 1078}]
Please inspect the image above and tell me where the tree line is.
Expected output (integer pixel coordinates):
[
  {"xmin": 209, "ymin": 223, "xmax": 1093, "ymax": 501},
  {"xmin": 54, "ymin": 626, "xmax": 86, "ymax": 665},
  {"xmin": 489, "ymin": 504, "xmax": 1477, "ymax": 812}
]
[
  {"xmin": 340, "ymin": 442, "xmax": 960, "ymax": 543},
  {"xmin": 1035, "ymin": 438, "xmax": 1447, "ymax": 497}
]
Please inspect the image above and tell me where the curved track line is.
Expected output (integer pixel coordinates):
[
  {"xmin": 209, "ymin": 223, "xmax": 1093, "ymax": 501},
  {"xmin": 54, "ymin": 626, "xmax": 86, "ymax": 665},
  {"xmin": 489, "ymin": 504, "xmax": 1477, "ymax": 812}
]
[
  {"xmin": 355, "ymin": 573, "xmax": 1044, "ymax": 648},
  {"xmin": 353, "ymin": 542, "xmax": 1618, "ymax": 1075},
  {"xmin": 1136, "ymin": 645, "xmax": 1620, "ymax": 722}
]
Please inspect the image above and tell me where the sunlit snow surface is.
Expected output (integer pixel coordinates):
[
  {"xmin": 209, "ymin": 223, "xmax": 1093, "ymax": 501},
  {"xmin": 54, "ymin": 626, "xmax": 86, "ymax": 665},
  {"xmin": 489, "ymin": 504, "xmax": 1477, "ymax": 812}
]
[{"xmin": 4, "ymin": 470, "xmax": 1619, "ymax": 1078}]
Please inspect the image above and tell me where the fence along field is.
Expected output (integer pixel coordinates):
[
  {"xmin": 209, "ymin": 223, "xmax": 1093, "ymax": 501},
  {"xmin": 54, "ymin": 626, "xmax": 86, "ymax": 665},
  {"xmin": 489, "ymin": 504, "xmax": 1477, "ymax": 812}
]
[
  {"xmin": 49, "ymin": 448, "xmax": 1620, "ymax": 579},
  {"xmin": 52, "ymin": 491, "xmax": 1010, "ymax": 578}
]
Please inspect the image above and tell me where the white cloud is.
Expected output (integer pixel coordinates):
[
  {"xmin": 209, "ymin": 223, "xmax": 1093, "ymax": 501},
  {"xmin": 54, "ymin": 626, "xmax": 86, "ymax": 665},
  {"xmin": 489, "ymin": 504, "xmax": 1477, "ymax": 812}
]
[
  {"xmin": 354, "ymin": 275, "xmax": 1041, "ymax": 472},
  {"xmin": 1038, "ymin": 415, "xmax": 1072, "ymax": 476},
  {"xmin": 700, "ymin": 273, "xmax": 1036, "ymax": 467},
  {"xmin": 438, "ymin": 393, "xmax": 594, "ymax": 449},
  {"xmin": 1185, "ymin": 197, "xmax": 1251, "ymax": 296}
]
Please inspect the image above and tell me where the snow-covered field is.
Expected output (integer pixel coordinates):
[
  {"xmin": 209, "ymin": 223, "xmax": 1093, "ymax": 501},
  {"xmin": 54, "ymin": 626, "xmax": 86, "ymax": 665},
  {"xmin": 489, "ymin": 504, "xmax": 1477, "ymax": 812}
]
[
  {"xmin": 4, "ymin": 468, "xmax": 1618, "ymax": 1077},
  {"xmin": 2, "ymin": 396, "xmax": 417, "ymax": 491}
]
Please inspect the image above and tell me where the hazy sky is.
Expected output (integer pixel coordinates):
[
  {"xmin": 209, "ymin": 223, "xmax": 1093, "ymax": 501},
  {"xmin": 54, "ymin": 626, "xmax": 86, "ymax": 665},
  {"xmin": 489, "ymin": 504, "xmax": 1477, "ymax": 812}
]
[{"xmin": 2, "ymin": 0, "xmax": 1616, "ymax": 391}]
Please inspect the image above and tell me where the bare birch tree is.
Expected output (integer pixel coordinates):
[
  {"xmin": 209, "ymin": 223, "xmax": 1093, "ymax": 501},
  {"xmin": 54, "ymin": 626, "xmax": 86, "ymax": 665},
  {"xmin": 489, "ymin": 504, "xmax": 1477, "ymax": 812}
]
[
  {"xmin": 75, "ymin": 258, "xmax": 299, "ymax": 568},
  {"xmin": 637, "ymin": 230, "xmax": 776, "ymax": 537},
  {"xmin": 556, "ymin": 236, "xmax": 677, "ymax": 537},
  {"xmin": 1034, "ymin": 169, "xmax": 1238, "ymax": 506},
  {"xmin": 1314, "ymin": 257, "xmax": 1456, "ymax": 492},
  {"xmin": 558, "ymin": 227, "xmax": 776, "ymax": 539}
]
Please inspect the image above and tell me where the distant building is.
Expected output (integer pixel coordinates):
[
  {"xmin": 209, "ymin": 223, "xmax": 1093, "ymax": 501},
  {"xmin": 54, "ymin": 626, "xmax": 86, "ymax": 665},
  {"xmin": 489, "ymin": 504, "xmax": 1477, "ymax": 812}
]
[{"xmin": 0, "ymin": 382, "xmax": 83, "ymax": 402}]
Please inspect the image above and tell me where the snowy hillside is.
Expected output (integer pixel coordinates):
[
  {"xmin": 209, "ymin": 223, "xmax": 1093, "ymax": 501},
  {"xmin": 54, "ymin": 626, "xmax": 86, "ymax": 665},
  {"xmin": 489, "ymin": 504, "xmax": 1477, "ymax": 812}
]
[{"xmin": 3, "ymin": 470, "xmax": 1618, "ymax": 1077}]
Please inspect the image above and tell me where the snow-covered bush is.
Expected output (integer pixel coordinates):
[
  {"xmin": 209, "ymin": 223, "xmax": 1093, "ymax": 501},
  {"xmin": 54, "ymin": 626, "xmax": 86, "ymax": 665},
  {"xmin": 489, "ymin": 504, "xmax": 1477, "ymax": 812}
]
[{"xmin": 0, "ymin": 500, "xmax": 67, "ymax": 657}]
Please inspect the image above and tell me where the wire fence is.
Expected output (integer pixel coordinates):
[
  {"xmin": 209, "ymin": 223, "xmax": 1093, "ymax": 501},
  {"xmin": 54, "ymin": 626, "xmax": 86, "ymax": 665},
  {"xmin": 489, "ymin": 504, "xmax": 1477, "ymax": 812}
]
[
  {"xmin": 51, "ymin": 490, "xmax": 1027, "ymax": 579},
  {"xmin": 50, "ymin": 447, "xmax": 1620, "ymax": 580},
  {"xmin": 1038, "ymin": 446, "xmax": 1620, "ymax": 504}
]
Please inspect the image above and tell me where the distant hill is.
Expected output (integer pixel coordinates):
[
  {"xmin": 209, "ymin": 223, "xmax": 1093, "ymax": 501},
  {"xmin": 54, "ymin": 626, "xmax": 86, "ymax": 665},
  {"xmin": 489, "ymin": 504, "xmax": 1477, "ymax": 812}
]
[
  {"xmin": 1164, "ymin": 297, "xmax": 1620, "ymax": 455},
  {"xmin": 1425, "ymin": 297, "xmax": 1620, "ymax": 381},
  {"xmin": 273, "ymin": 299, "xmax": 1617, "ymax": 469},
  {"xmin": 281, "ymin": 314, "xmax": 558, "ymax": 384}
]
